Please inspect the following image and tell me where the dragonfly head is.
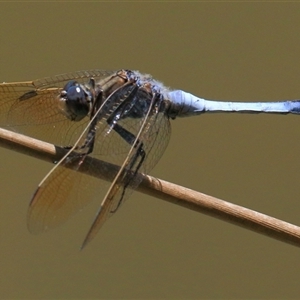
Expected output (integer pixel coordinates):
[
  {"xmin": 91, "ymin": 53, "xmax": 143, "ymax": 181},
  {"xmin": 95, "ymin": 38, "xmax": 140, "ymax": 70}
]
[{"xmin": 59, "ymin": 80, "xmax": 93, "ymax": 121}]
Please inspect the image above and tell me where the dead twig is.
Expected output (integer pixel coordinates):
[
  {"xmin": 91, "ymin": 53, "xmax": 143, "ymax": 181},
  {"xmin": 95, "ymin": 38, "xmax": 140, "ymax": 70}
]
[{"xmin": 0, "ymin": 127, "xmax": 299, "ymax": 248}]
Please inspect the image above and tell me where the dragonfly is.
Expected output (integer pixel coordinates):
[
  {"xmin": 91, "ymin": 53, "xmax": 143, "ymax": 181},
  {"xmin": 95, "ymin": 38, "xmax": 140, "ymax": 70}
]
[{"xmin": 0, "ymin": 69, "xmax": 299, "ymax": 248}]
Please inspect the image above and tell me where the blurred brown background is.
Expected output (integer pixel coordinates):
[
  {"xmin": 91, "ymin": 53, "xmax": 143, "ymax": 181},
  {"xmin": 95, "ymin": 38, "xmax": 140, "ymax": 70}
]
[{"xmin": 1, "ymin": 2, "xmax": 300, "ymax": 299}]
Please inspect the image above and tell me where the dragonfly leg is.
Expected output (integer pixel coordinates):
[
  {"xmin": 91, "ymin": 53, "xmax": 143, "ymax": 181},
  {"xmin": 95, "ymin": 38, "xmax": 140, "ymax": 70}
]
[
  {"xmin": 108, "ymin": 91, "xmax": 163, "ymax": 212},
  {"xmin": 109, "ymin": 123, "xmax": 146, "ymax": 212},
  {"xmin": 73, "ymin": 81, "xmax": 139, "ymax": 155},
  {"xmin": 63, "ymin": 88, "xmax": 106, "ymax": 154}
]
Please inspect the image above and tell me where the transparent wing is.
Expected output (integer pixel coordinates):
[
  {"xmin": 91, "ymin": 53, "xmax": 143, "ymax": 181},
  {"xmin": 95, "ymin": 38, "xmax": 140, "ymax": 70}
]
[
  {"xmin": 27, "ymin": 155, "xmax": 117, "ymax": 234},
  {"xmin": 81, "ymin": 102, "xmax": 171, "ymax": 248},
  {"xmin": 27, "ymin": 84, "xmax": 171, "ymax": 245},
  {"xmin": 0, "ymin": 70, "xmax": 116, "ymax": 146},
  {"xmin": 27, "ymin": 78, "xmax": 139, "ymax": 233},
  {"xmin": 32, "ymin": 70, "xmax": 116, "ymax": 88}
]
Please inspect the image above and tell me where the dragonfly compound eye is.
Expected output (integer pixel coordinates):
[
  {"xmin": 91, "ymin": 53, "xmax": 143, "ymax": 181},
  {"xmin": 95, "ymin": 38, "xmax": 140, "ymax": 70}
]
[{"xmin": 63, "ymin": 82, "xmax": 91, "ymax": 121}]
